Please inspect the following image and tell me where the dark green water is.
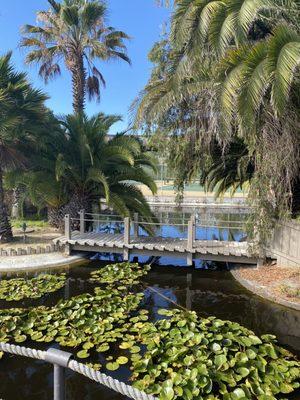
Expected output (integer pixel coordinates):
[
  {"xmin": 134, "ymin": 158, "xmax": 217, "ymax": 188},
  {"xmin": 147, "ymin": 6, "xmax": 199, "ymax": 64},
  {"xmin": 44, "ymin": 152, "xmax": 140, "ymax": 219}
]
[{"xmin": 0, "ymin": 261, "xmax": 299, "ymax": 399}]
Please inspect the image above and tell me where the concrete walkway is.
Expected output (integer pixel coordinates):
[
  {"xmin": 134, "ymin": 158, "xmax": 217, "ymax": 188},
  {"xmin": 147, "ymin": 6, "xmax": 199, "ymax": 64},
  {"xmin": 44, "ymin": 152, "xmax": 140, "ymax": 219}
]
[{"xmin": 0, "ymin": 253, "xmax": 86, "ymax": 272}]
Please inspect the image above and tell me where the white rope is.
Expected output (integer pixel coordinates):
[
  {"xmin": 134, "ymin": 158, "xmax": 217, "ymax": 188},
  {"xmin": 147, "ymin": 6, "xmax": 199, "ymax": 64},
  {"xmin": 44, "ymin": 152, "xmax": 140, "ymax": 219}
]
[
  {"xmin": 69, "ymin": 359, "xmax": 156, "ymax": 400},
  {"xmin": 0, "ymin": 343, "xmax": 157, "ymax": 400},
  {"xmin": 0, "ymin": 342, "xmax": 45, "ymax": 361}
]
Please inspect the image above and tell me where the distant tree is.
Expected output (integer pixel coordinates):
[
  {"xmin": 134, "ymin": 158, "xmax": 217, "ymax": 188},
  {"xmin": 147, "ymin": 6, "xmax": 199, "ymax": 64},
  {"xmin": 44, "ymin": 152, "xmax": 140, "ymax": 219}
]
[{"xmin": 21, "ymin": 0, "xmax": 130, "ymax": 114}]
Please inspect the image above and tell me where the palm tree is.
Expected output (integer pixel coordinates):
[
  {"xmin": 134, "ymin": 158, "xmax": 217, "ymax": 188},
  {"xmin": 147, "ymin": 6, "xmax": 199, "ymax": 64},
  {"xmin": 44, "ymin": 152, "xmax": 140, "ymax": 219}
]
[
  {"xmin": 171, "ymin": 0, "xmax": 297, "ymax": 57},
  {"xmin": 0, "ymin": 53, "xmax": 48, "ymax": 242},
  {"xmin": 218, "ymin": 24, "xmax": 300, "ymax": 133},
  {"xmin": 21, "ymin": 0, "xmax": 130, "ymax": 114},
  {"xmin": 200, "ymin": 138, "xmax": 254, "ymax": 197},
  {"xmin": 10, "ymin": 113, "xmax": 157, "ymax": 229},
  {"xmin": 135, "ymin": 0, "xmax": 300, "ymax": 247}
]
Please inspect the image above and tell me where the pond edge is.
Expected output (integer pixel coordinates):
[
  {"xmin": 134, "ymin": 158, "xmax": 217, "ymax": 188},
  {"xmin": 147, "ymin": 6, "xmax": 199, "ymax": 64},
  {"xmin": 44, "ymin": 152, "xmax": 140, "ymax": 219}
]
[{"xmin": 230, "ymin": 268, "xmax": 300, "ymax": 311}]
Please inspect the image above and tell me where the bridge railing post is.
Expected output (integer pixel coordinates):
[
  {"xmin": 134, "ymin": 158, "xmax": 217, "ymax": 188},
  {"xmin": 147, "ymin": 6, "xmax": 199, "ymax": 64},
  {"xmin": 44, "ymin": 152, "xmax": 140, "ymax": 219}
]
[
  {"xmin": 79, "ymin": 209, "xmax": 85, "ymax": 235},
  {"xmin": 124, "ymin": 217, "xmax": 130, "ymax": 245},
  {"xmin": 187, "ymin": 215, "xmax": 195, "ymax": 266},
  {"xmin": 133, "ymin": 213, "xmax": 139, "ymax": 238},
  {"xmin": 65, "ymin": 214, "xmax": 71, "ymax": 240},
  {"xmin": 187, "ymin": 215, "xmax": 195, "ymax": 251}
]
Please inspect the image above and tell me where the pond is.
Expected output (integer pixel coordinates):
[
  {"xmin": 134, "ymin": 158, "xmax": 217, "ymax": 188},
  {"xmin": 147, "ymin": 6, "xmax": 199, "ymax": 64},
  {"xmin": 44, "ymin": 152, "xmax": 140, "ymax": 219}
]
[{"xmin": 0, "ymin": 260, "xmax": 299, "ymax": 400}]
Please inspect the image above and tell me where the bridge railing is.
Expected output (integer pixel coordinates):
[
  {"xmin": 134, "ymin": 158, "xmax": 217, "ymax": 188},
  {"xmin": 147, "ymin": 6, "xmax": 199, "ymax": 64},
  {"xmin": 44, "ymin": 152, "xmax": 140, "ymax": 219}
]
[
  {"xmin": 64, "ymin": 211, "xmax": 246, "ymax": 246},
  {"xmin": 0, "ymin": 342, "xmax": 156, "ymax": 400}
]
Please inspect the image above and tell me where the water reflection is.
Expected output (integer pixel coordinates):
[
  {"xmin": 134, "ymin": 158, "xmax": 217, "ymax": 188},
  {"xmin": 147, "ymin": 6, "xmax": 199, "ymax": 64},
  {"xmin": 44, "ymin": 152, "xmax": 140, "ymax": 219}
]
[{"xmin": 144, "ymin": 267, "xmax": 300, "ymax": 355}]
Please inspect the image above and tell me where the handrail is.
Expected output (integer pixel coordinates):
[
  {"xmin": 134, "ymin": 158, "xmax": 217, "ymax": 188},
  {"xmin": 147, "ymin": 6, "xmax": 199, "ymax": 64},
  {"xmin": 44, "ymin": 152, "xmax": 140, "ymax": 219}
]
[
  {"xmin": 0, "ymin": 342, "xmax": 156, "ymax": 400},
  {"xmin": 71, "ymin": 218, "xmax": 124, "ymax": 224},
  {"xmin": 77, "ymin": 212, "xmax": 247, "ymax": 225},
  {"xmin": 71, "ymin": 217, "xmax": 245, "ymax": 228},
  {"xmin": 64, "ymin": 211, "xmax": 246, "ymax": 247}
]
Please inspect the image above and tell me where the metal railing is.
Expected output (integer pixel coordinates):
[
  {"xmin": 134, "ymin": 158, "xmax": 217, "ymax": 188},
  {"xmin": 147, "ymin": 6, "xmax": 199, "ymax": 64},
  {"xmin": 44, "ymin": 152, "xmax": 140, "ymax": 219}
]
[{"xmin": 0, "ymin": 342, "xmax": 156, "ymax": 400}]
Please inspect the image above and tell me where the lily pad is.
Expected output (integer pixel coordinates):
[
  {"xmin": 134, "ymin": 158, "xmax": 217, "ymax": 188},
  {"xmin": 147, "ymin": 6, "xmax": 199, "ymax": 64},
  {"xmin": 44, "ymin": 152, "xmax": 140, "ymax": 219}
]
[{"xmin": 106, "ymin": 362, "xmax": 119, "ymax": 371}]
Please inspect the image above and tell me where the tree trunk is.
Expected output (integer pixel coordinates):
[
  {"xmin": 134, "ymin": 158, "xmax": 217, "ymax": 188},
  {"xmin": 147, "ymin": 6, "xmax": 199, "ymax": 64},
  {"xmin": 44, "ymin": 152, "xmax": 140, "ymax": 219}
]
[
  {"xmin": 70, "ymin": 53, "xmax": 86, "ymax": 114},
  {"xmin": 291, "ymin": 176, "xmax": 300, "ymax": 217},
  {"xmin": 11, "ymin": 187, "xmax": 21, "ymax": 219},
  {"xmin": 0, "ymin": 164, "xmax": 13, "ymax": 242},
  {"xmin": 48, "ymin": 192, "xmax": 91, "ymax": 232}
]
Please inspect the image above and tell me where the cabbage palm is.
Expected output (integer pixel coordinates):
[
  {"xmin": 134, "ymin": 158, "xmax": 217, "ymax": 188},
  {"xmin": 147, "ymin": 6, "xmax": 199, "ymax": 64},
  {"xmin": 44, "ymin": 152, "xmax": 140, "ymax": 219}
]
[
  {"xmin": 12, "ymin": 113, "xmax": 157, "ymax": 229},
  {"xmin": 0, "ymin": 53, "xmax": 48, "ymax": 242},
  {"xmin": 21, "ymin": 0, "xmax": 130, "ymax": 114}
]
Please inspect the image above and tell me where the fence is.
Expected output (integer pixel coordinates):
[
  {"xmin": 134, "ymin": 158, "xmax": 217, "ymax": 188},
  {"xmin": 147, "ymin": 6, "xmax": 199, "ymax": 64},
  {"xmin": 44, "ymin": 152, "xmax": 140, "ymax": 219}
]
[
  {"xmin": 270, "ymin": 220, "xmax": 300, "ymax": 267},
  {"xmin": 0, "ymin": 342, "xmax": 156, "ymax": 400}
]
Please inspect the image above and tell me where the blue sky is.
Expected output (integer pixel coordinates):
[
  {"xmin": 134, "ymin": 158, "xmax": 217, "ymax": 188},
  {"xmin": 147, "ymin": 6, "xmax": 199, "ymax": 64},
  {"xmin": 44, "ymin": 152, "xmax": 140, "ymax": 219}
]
[{"xmin": 0, "ymin": 1, "xmax": 170, "ymax": 133}]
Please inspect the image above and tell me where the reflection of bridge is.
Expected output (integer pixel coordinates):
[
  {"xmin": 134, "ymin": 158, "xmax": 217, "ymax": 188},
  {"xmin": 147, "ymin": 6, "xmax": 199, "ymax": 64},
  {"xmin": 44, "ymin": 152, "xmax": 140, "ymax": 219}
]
[{"xmin": 54, "ymin": 212, "xmax": 259, "ymax": 266}]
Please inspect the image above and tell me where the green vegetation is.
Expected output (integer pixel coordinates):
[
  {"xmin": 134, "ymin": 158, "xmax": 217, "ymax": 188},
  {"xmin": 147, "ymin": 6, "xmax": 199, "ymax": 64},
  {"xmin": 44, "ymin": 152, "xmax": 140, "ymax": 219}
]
[
  {"xmin": 0, "ymin": 1, "xmax": 156, "ymax": 242},
  {"xmin": 10, "ymin": 219, "xmax": 50, "ymax": 230},
  {"xmin": 0, "ymin": 262, "xmax": 299, "ymax": 399},
  {"xmin": 0, "ymin": 273, "xmax": 66, "ymax": 301},
  {"xmin": 21, "ymin": 0, "xmax": 130, "ymax": 114},
  {"xmin": 134, "ymin": 0, "xmax": 300, "ymax": 249},
  {"xmin": 0, "ymin": 53, "xmax": 49, "ymax": 242},
  {"xmin": 132, "ymin": 309, "xmax": 300, "ymax": 400},
  {"xmin": 89, "ymin": 262, "xmax": 151, "ymax": 287},
  {"xmin": 7, "ymin": 113, "xmax": 157, "ymax": 229}
]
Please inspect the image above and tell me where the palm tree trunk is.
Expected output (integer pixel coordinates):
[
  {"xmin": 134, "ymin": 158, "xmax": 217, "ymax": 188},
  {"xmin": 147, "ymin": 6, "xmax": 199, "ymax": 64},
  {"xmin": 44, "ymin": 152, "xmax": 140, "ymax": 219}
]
[
  {"xmin": 11, "ymin": 187, "xmax": 22, "ymax": 219},
  {"xmin": 71, "ymin": 53, "xmax": 86, "ymax": 114},
  {"xmin": 291, "ymin": 176, "xmax": 300, "ymax": 217},
  {"xmin": 0, "ymin": 164, "xmax": 13, "ymax": 242},
  {"xmin": 48, "ymin": 192, "xmax": 91, "ymax": 231}
]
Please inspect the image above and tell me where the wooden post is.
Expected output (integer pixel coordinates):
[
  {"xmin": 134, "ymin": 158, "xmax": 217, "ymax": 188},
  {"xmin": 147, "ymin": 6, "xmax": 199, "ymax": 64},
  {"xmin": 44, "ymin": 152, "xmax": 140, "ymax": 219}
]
[
  {"xmin": 133, "ymin": 213, "xmax": 139, "ymax": 238},
  {"xmin": 79, "ymin": 209, "xmax": 85, "ymax": 235},
  {"xmin": 65, "ymin": 214, "xmax": 71, "ymax": 240},
  {"xmin": 124, "ymin": 217, "xmax": 130, "ymax": 245},
  {"xmin": 187, "ymin": 215, "xmax": 195, "ymax": 251},
  {"xmin": 187, "ymin": 215, "xmax": 195, "ymax": 266}
]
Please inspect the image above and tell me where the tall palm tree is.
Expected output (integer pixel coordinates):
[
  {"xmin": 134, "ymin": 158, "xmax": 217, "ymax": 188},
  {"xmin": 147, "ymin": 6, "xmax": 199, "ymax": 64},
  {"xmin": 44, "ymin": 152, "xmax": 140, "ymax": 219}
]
[
  {"xmin": 10, "ymin": 113, "xmax": 157, "ymax": 229},
  {"xmin": 21, "ymin": 0, "xmax": 130, "ymax": 114},
  {"xmin": 0, "ymin": 53, "xmax": 48, "ymax": 242}
]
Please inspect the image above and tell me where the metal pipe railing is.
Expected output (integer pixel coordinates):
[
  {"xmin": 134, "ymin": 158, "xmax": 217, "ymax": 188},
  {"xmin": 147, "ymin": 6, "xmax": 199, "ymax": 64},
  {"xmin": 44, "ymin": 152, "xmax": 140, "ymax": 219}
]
[{"xmin": 0, "ymin": 342, "xmax": 156, "ymax": 400}]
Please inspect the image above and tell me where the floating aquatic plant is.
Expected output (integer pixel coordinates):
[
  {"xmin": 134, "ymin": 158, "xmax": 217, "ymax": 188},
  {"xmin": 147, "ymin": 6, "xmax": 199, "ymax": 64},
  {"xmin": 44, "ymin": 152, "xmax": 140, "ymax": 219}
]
[
  {"xmin": 0, "ymin": 273, "xmax": 66, "ymax": 301},
  {"xmin": 131, "ymin": 309, "xmax": 300, "ymax": 400},
  {"xmin": 0, "ymin": 262, "xmax": 299, "ymax": 399},
  {"xmin": 89, "ymin": 262, "xmax": 151, "ymax": 287}
]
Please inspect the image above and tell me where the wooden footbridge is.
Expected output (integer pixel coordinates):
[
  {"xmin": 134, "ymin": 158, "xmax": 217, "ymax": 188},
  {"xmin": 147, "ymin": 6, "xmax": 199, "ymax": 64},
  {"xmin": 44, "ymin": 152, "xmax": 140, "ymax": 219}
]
[{"xmin": 54, "ymin": 211, "xmax": 259, "ymax": 266}]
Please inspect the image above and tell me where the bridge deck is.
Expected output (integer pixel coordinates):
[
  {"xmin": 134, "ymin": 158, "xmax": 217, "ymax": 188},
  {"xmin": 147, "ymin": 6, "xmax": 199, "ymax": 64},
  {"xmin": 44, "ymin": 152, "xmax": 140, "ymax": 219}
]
[{"xmin": 55, "ymin": 231, "xmax": 257, "ymax": 265}]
